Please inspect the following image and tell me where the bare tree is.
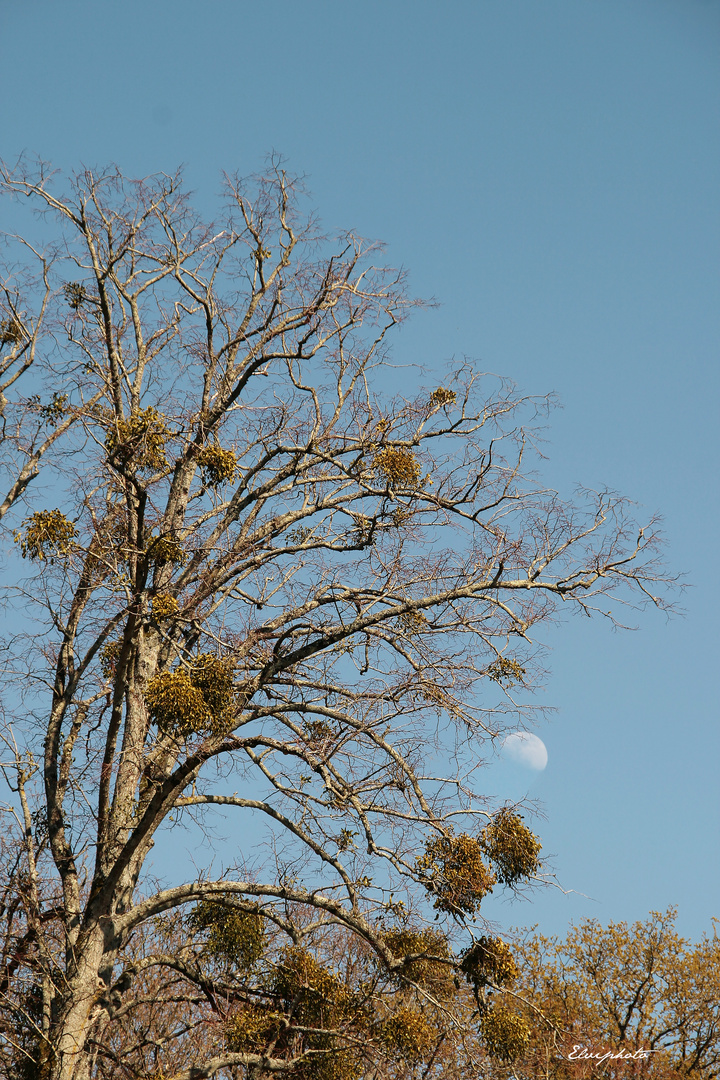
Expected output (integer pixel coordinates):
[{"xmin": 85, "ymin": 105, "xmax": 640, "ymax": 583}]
[{"xmin": 0, "ymin": 159, "xmax": 670, "ymax": 1080}]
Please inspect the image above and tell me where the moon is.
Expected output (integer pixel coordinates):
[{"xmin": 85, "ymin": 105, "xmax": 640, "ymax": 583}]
[{"xmin": 501, "ymin": 732, "xmax": 548, "ymax": 771}]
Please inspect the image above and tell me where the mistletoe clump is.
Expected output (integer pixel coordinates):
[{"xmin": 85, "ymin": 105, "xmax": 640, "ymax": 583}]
[
  {"xmin": 146, "ymin": 535, "xmax": 187, "ymax": 566},
  {"xmin": 373, "ymin": 447, "xmax": 421, "ymax": 489},
  {"xmin": 15, "ymin": 509, "xmax": 77, "ymax": 562},
  {"xmin": 397, "ymin": 610, "xmax": 428, "ymax": 635},
  {"xmin": 378, "ymin": 1007, "xmax": 435, "ymax": 1063},
  {"xmin": 416, "ymin": 833, "xmax": 496, "ymax": 915},
  {"xmin": 189, "ymin": 653, "xmax": 236, "ymax": 727},
  {"xmin": 273, "ymin": 947, "xmax": 354, "ymax": 1022},
  {"xmin": 28, "ymin": 392, "xmax": 69, "ymax": 429},
  {"xmin": 145, "ymin": 653, "xmax": 236, "ymax": 737},
  {"xmin": 0, "ymin": 316, "xmax": 23, "ymax": 346},
  {"xmin": 429, "ymin": 386, "xmax": 456, "ymax": 407},
  {"xmin": 197, "ymin": 443, "xmax": 237, "ymax": 486},
  {"xmin": 225, "ymin": 1006, "xmax": 281, "ymax": 1053},
  {"xmin": 460, "ymin": 936, "xmax": 519, "ymax": 989},
  {"xmin": 487, "ymin": 656, "xmax": 526, "ymax": 686},
  {"xmin": 63, "ymin": 281, "xmax": 87, "ymax": 310},
  {"xmin": 145, "ymin": 671, "xmax": 209, "ymax": 736},
  {"xmin": 480, "ymin": 810, "xmax": 541, "ymax": 887},
  {"xmin": 106, "ymin": 406, "xmax": 169, "ymax": 470},
  {"xmin": 36, "ymin": 393, "xmax": 69, "ymax": 428},
  {"xmin": 479, "ymin": 1006, "xmax": 529, "ymax": 1063},
  {"xmin": 390, "ymin": 507, "xmax": 412, "ymax": 528},
  {"xmin": 100, "ymin": 640, "xmax": 123, "ymax": 678},
  {"xmin": 151, "ymin": 593, "xmax": 179, "ymax": 619},
  {"xmin": 190, "ymin": 901, "xmax": 265, "ymax": 970},
  {"xmin": 298, "ymin": 1050, "xmax": 359, "ymax": 1080},
  {"xmin": 272, "ymin": 948, "xmax": 362, "ymax": 1080},
  {"xmin": 303, "ymin": 719, "xmax": 337, "ymax": 749},
  {"xmin": 382, "ymin": 927, "xmax": 453, "ymax": 996}
]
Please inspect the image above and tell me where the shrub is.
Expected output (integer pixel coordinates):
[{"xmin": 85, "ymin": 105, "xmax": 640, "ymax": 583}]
[
  {"xmin": 100, "ymin": 640, "xmax": 122, "ymax": 678},
  {"xmin": 397, "ymin": 610, "xmax": 428, "ymax": 635},
  {"xmin": 303, "ymin": 719, "xmax": 337, "ymax": 748},
  {"xmin": 225, "ymin": 1006, "xmax": 280, "ymax": 1052},
  {"xmin": 271, "ymin": 948, "xmax": 363, "ymax": 1080},
  {"xmin": 189, "ymin": 653, "xmax": 236, "ymax": 728}
]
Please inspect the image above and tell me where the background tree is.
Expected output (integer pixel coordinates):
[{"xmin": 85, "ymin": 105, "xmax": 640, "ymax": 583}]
[
  {"xmin": 0, "ymin": 159, "xmax": 670, "ymax": 1080},
  {"xmin": 483, "ymin": 910, "xmax": 720, "ymax": 1080}
]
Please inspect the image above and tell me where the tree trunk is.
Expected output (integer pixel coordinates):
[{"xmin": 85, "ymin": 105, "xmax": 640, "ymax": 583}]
[{"xmin": 49, "ymin": 931, "xmax": 106, "ymax": 1080}]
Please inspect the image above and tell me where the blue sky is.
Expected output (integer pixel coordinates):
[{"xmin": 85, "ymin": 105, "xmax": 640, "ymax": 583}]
[{"xmin": 2, "ymin": 0, "xmax": 718, "ymax": 940}]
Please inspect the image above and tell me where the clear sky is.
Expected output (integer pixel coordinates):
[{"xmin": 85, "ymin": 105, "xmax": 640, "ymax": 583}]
[{"xmin": 1, "ymin": 0, "xmax": 718, "ymax": 940}]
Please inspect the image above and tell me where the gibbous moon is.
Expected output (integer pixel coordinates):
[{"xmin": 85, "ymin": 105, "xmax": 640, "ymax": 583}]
[{"xmin": 501, "ymin": 732, "xmax": 548, "ymax": 771}]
